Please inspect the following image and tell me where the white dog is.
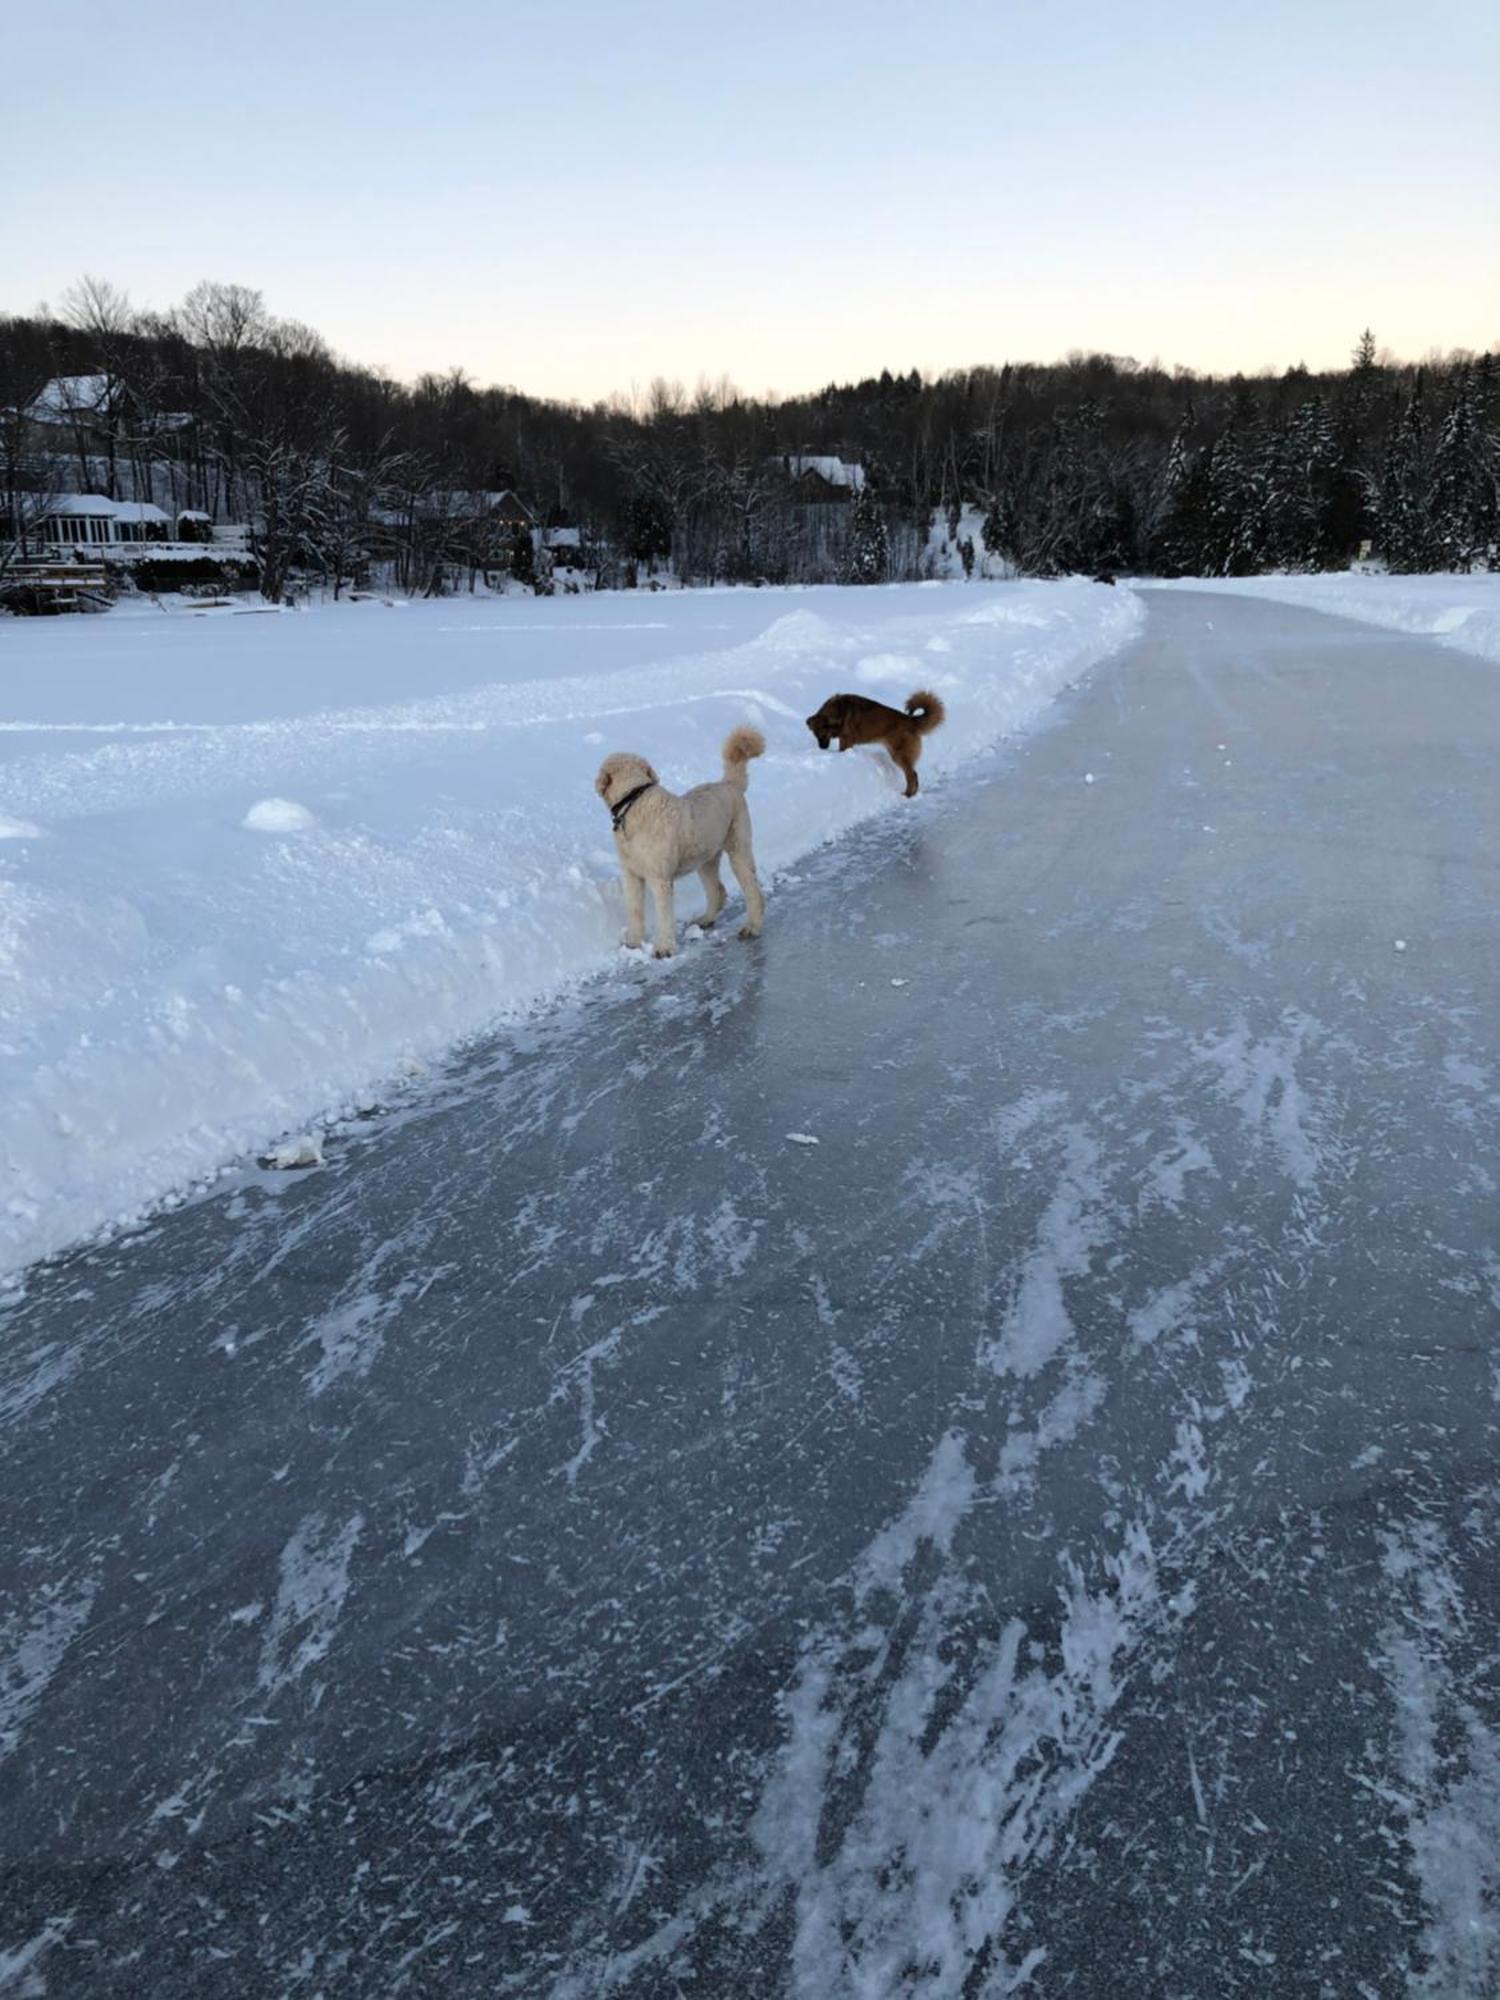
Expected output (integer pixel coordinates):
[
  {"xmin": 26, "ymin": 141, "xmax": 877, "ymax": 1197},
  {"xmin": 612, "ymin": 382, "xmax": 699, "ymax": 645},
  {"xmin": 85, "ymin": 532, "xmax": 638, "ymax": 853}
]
[{"xmin": 594, "ymin": 726, "xmax": 767, "ymax": 958}]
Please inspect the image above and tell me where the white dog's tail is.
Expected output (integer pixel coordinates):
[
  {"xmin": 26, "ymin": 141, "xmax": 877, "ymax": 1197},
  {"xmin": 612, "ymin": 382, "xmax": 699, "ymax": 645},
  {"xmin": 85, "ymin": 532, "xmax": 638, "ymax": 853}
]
[{"xmin": 722, "ymin": 726, "xmax": 766, "ymax": 790}]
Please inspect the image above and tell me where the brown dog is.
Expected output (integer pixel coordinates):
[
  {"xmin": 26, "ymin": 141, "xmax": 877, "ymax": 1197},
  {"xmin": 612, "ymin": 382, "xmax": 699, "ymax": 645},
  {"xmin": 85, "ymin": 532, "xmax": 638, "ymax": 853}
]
[{"xmin": 804, "ymin": 689, "xmax": 946, "ymax": 797}]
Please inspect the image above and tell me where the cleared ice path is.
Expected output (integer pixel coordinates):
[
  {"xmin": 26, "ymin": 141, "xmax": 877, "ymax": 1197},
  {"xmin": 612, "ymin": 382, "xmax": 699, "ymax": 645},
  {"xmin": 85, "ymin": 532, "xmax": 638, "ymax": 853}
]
[{"xmin": 2, "ymin": 591, "xmax": 1498, "ymax": 1998}]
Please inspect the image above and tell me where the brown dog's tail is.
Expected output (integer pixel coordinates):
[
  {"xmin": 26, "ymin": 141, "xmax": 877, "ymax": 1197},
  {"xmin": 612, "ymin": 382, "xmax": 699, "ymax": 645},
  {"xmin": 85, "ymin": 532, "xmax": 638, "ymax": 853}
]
[
  {"xmin": 722, "ymin": 725, "xmax": 766, "ymax": 789},
  {"xmin": 905, "ymin": 690, "xmax": 946, "ymax": 735}
]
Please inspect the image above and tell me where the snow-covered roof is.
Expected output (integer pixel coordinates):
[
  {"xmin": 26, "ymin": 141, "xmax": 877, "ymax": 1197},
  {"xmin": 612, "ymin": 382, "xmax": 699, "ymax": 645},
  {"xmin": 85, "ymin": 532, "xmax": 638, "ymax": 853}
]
[
  {"xmin": 40, "ymin": 495, "xmax": 170, "ymax": 523},
  {"xmin": 546, "ymin": 525, "xmax": 581, "ymax": 548},
  {"xmin": 177, "ymin": 509, "xmax": 212, "ymax": 522},
  {"xmin": 43, "ymin": 493, "xmax": 119, "ymax": 517},
  {"xmin": 29, "ymin": 375, "xmax": 116, "ymax": 419},
  {"xmin": 778, "ymin": 454, "xmax": 866, "ymax": 491}
]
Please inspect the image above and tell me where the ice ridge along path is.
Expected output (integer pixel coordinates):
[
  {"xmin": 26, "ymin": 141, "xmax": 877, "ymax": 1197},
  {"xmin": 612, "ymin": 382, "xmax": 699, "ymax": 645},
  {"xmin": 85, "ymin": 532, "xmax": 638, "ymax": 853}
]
[
  {"xmin": 1, "ymin": 590, "xmax": 1498, "ymax": 1995},
  {"xmin": 0, "ymin": 579, "xmax": 1140, "ymax": 1281}
]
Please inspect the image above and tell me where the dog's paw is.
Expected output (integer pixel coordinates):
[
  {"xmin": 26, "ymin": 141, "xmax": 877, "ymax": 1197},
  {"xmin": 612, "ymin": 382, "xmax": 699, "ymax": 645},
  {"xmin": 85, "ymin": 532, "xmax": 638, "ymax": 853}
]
[
  {"xmin": 737, "ymin": 923, "xmax": 761, "ymax": 941},
  {"xmin": 653, "ymin": 944, "xmax": 676, "ymax": 960}
]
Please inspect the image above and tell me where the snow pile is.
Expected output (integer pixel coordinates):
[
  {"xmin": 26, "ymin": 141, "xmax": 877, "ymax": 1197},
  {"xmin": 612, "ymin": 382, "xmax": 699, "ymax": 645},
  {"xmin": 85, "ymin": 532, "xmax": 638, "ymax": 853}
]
[
  {"xmin": 1155, "ymin": 572, "xmax": 1500, "ymax": 669},
  {"xmin": 243, "ymin": 797, "xmax": 317, "ymax": 834},
  {"xmin": 0, "ymin": 579, "xmax": 1140, "ymax": 1276}
]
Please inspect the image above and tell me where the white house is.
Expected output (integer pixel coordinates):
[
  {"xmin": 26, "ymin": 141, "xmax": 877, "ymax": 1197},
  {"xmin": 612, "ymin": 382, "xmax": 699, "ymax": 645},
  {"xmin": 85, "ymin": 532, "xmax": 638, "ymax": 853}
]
[{"xmin": 35, "ymin": 495, "xmax": 172, "ymax": 546}]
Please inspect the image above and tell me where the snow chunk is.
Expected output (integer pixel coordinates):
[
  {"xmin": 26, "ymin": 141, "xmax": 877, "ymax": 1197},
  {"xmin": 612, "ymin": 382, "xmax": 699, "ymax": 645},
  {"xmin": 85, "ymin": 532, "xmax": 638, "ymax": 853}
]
[
  {"xmin": 243, "ymin": 796, "xmax": 316, "ymax": 834},
  {"xmin": 0, "ymin": 813, "xmax": 43, "ymax": 840},
  {"xmin": 262, "ymin": 1133, "xmax": 324, "ymax": 1170},
  {"xmin": 785, "ymin": 1132, "xmax": 820, "ymax": 1147}
]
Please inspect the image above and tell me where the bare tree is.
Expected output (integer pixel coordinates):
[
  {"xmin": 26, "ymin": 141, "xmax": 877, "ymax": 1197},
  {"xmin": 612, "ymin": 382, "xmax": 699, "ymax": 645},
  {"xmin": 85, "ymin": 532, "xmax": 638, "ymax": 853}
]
[{"xmin": 0, "ymin": 324, "xmax": 63, "ymax": 582}]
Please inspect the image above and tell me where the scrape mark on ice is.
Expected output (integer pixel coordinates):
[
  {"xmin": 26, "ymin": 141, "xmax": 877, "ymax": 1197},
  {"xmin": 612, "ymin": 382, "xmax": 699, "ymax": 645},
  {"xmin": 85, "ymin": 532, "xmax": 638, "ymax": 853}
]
[
  {"xmin": 1127, "ymin": 1257, "xmax": 1228, "ymax": 1350},
  {"xmin": 0, "ymin": 1916, "xmax": 73, "ymax": 1992},
  {"xmin": 302, "ymin": 1260, "xmax": 447, "ymax": 1395},
  {"xmin": 1197, "ymin": 1012, "xmax": 1327, "ymax": 1188},
  {"xmin": 258, "ymin": 1511, "xmax": 363, "ymax": 1694},
  {"xmin": 1374, "ymin": 1515, "xmax": 1500, "ymax": 1998},
  {"xmin": 554, "ymin": 1329, "xmax": 625, "ymax": 1489},
  {"xmin": 856, "ymin": 1430, "xmax": 976, "ymax": 1594},
  {"xmin": 980, "ymin": 1127, "xmax": 1104, "ymax": 1378},
  {"xmin": 703, "ymin": 1197, "xmax": 759, "ymax": 1278},
  {"xmin": 1140, "ymin": 1118, "xmax": 1217, "ymax": 1211},
  {"xmin": 997, "ymin": 1368, "xmax": 1107, "ymax": 1486},
  {"xmin": 0, "ymin": 1577, "xmax": 97, "ymax": 1763},
  {"xmin": 753, "ymin": 1516, "xmax": 1191, "ymax": 1998},
  {"xmin": 994, "ymin": 1087, "xmax": 1069, "ymax": 1152},
  {"xmin": 1166, "ymin": 1417, "xmax": 1212, "ymax": 1501}
]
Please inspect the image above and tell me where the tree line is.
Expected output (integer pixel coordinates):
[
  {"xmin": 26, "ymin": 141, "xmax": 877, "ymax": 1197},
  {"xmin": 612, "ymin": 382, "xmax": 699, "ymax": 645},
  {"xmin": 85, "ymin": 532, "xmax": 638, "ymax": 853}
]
[{"xmin": 2, "ymin": 279, "xmax": 1496, "ymax": 596}]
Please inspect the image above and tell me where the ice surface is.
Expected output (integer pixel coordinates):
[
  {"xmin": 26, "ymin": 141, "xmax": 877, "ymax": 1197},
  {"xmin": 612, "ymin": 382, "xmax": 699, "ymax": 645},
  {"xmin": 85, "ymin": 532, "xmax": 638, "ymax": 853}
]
[{"xmin": 1153, "ymin": 572, "xmax": 1500, "ymax": 669}]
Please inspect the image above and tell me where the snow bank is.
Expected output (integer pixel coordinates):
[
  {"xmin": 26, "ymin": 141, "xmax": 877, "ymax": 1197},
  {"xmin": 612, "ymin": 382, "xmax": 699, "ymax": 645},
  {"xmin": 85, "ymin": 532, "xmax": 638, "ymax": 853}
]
[
  {"xmin": 1153, "ymin": 572, "xmax": 1500, "ymax": 669},
  {"xmin": 0, "ymin": 580, "xmax": 1140, "ymax": 1277}
]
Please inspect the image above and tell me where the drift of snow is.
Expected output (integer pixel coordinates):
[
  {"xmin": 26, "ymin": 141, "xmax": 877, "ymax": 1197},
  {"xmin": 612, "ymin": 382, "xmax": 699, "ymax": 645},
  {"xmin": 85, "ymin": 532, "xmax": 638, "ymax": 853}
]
[{"xmin": 0, "ymin": 580, "xmax": 1140, "ymax": 1277}]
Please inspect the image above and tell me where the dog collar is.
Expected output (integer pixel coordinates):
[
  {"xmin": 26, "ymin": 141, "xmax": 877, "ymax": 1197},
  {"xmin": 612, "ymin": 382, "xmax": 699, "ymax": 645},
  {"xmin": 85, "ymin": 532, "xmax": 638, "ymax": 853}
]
[{"xmin": 610, "ymin": 780, "xmax": 657, "ymax": 833}]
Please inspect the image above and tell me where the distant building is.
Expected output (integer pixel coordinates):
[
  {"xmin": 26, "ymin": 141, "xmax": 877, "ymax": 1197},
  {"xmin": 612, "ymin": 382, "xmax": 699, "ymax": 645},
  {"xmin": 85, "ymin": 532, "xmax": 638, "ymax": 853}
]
[
  {"xmin": 15, "ymin": 496, "xmax": 253, "ymax": 571},
  {"xmin": 773, "ymin": 454, "xmax": 867, "ymax": 502},
  {"xmin": 33, "ymin": 495, "xmax": 171, "ymax": 547}
]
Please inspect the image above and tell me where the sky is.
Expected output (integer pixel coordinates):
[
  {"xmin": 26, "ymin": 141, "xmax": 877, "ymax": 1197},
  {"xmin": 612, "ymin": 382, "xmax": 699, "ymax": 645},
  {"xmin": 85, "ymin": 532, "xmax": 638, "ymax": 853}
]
[{"xmin": 4, "ymin": 0, "xmax": 1497, "ymax": 404}]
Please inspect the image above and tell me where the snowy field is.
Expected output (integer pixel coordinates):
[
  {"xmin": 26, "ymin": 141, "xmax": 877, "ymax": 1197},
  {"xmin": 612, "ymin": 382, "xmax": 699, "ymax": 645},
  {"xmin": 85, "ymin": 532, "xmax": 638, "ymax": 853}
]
[
  {"xmin": 1154, "ymin": 569, "xmax": 1500, "ymax": 668},
  {"xmin": 0, "ymin": 579, "xmax": 1140, "ymax": 1279}
]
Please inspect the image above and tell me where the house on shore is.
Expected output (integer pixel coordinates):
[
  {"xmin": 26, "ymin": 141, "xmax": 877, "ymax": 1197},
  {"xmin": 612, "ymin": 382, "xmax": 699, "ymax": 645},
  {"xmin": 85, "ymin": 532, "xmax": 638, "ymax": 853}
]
[
  {"xmin": 6, "ymin": 495, "xmax": 256, "ymax": 593},
  {"xmin": 773, "ymin": 454, "xmax": 867, "ymax": 503},
  {"xmin": 37, "ymin": 495, "xmax": 173, "ymax": 547}
]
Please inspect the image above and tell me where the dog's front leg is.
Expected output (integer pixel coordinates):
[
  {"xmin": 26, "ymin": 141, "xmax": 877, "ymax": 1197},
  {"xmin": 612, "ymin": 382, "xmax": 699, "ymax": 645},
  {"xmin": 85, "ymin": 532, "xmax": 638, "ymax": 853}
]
[
  {"xmin": 621, "ymin": 869, "xmax": 647, "ymax": 948},
  {"xmin": 650, "ymin": 876, "xmax": 676, "ymax": 958}
]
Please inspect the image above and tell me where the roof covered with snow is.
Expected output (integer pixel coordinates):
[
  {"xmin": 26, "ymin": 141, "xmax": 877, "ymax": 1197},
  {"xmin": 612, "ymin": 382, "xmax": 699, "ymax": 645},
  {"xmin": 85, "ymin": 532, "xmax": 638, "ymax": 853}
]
[
  {"xmin": 777, "ymin": 454, "xmax": 866, "ymax": 491},
  {"xmin": 41, "ymin": 495, "xmax": 170, "ymax": 523},
  {"xmin": 43, "ymin": 493, "xmax": 119, "ymax": 517},
  {"xmin": 29, "ymin": 375, "xmax": 117, "ymax": 419}
]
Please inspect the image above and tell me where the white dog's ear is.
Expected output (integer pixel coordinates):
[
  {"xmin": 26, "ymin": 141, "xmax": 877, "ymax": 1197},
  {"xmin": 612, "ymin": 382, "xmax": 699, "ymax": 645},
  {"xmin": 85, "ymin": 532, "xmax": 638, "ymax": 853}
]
[
  {"xmin": 594, "ymin": 766, "xmax": 613, "ymax": 799},
  {"xmin": 640, "ymin": 760, "xmax": 659, "ymax": 785}
]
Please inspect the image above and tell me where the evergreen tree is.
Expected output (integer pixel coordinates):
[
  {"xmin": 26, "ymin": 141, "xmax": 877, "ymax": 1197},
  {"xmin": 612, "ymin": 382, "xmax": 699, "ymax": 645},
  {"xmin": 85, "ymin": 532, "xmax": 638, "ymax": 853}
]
[
  {"xmin": 509, "ymin": 525, "xmax": 536, "ymax": 589},
  {"xmin": 980, "ymin": 487, "xmax": 1021, "ymax": 569},
  {"xmin": 1148, "ymin": 409, "xmax": 1197, "ymax": 572},
  {"xmin": 1205, "ymin": 422, "xmax": 1265, "ymax": 576},
  {"xmin": 1319, "ymin": 414, "xmax": 1370, "ymax": 567},
  {"xmin": 846, "ymin": 482, "xmax": 888, "ymax": 582},
  {"xmin": 623, "ymin": 492, "xmax": 672, "ymax": 569},
  {"xmin": 1378, "ymin": 384, "xmax": 1436, "ymax": 572},
  {"xmin": 1152, "ymin": 436, "xmax": 1213, "ymax": 576},
  {"xmin": 1429, "ymin": 365, "xmax": 1496, "ymax": 571}
]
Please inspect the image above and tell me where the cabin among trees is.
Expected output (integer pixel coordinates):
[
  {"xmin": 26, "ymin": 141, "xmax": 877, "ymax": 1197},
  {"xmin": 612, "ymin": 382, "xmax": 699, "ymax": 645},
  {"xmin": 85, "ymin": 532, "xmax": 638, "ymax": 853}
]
[{"xmin": 3, "ymin": 280, "xmax": 1498, "ymax": 609}]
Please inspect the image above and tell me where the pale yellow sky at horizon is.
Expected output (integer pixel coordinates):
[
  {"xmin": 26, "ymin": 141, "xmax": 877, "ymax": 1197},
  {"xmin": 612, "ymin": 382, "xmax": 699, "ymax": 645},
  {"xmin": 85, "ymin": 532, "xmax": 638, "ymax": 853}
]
[{"xmin": 4, "ymin": 0, "xmax": 1496, "ymax": 407}]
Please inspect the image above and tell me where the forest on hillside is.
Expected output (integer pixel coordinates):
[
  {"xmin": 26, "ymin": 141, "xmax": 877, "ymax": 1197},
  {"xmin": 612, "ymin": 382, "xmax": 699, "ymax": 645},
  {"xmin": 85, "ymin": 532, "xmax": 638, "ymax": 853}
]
[{"xmin": 3, "ymin": 279, "xmax": 1497, "ymax": 595}]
